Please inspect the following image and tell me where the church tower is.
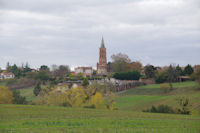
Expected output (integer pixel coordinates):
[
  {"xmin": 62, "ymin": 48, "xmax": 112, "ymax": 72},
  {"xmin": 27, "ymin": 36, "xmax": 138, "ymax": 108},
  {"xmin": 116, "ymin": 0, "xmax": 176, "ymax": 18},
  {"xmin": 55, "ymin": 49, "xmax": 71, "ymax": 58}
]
[{"xmin": 97, "ymin": 37, "xmax": 107, "ymax": 75}]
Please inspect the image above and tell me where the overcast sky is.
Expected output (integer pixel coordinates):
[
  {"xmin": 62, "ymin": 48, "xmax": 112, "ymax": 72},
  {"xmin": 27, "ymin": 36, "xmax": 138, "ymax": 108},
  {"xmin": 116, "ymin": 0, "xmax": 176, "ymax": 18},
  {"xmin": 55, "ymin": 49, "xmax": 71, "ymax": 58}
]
[{"xmin": 0, "ymin": 0, "xmax": 200, "ymax": 69}]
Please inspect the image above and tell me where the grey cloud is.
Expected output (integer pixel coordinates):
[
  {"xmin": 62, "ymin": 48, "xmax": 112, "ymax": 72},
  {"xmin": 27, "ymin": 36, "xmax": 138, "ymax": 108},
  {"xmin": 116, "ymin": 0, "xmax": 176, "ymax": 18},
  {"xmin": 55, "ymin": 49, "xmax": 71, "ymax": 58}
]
[{"xmin": 0, "ymin": 0, "xmax": 200, "ymax": 69}]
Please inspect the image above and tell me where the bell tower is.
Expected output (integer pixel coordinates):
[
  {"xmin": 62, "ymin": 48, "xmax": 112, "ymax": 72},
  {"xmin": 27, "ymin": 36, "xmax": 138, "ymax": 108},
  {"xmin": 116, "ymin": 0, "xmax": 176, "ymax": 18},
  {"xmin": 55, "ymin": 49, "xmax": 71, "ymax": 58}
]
[{"xmin": 97, "ymin": 37, "xmax": 107, "ymax": 75}]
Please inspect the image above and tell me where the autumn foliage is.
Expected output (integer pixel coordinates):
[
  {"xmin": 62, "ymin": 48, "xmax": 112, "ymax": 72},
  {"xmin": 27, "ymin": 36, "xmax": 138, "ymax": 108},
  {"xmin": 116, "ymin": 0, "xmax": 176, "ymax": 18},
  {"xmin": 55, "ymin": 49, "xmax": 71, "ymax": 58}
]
[
  {"xmin": 0, "ymin": 86, "xmax": 13, "ymax": 104},
  {"xmin": 35, "ymin": 84, "xmax": 115, "ymax": 110}
]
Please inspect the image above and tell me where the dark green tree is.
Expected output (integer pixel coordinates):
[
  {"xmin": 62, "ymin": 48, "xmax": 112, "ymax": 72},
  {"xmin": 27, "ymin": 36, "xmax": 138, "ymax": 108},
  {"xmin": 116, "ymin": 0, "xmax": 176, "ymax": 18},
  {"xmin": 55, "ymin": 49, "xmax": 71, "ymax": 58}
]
[
  {"xmin": 82, "ymin": 78, "xmax": 89, "ymax": 87},
  {"xmin": 183, "ymin": 64, "xmax": 194, "ymax": 76},
  {"xmin": 144, "ymin": 65, "xmax": 157, "ymax": 78},
  {"xmin": 34, "ymin": 83, "xmax": 41, "ymax": 96},
  {"xmin": 12, "ymin": 89, "xmax": 27, "ymax": 104},
  {"xmin": 176, "ymin": 65, "xmax": 183, "ymax": 76},
  {"xmin": 113, "ymin": 70, "xmax": 141, "ymax": 80},
  {"xmin": 10, "ymin": 64, "xmax": 21, "ymax": 78},
  {"xmin": 35, "ymin": 71, "xmax": 50, "ymax": 84},
  {"xmin": 40, "ymin": 65, "xmax": 49, "ymax": 71}
]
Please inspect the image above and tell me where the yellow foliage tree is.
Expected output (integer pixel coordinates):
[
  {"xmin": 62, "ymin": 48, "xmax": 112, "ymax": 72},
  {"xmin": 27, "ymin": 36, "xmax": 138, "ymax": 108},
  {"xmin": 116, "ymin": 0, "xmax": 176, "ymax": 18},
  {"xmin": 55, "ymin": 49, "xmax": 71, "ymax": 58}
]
[
  {"xmin": 0, "ymin": 86, "xmax": 13, "ymax": 104},
  {"xmin": 36, "ymin": 87, "xmax": 87, "ymax": 107},
  {"xmin": 89, "ymin": 92, "xmax": 106, "ymax": 109},
  {"xmin": 66, "ymin": 87, "xmax": 87, "ymax": 107}
]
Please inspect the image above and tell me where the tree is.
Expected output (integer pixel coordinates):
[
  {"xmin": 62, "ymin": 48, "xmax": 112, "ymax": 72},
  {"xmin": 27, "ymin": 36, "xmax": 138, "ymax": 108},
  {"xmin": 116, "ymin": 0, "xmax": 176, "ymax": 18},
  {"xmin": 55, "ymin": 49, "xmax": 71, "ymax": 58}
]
[
  {"xmin": 52, "ymin": 65, "xmax": 70, "ymax": 79},
  {"xmin": 89, "ymin": 92, "xmax": 106, "ymax": 109},
  {"xmin": 144, "ymin": 65, "xmax": 157, "ymax": 78},
  {"xmin": 12, "ymin": 89, "xmax": 27, "ymax": 104},
  {"xmin": 155, "ymin": 70, "xmax": 168, "ymax": 83},
  {"xmin": 6, "ymin": 62, "xmax": 11, "ymax": 72},
  {"xmin": 82, "ymin": 77, "xmax": 89, "ymax": 87},
  {"xmin": 40, "ymin": 65, "xmax": 49, "ymax": 71},
  {"xmin": 24, "ymin": 62, "xmax": 32, "ymax": 73},
  {"xmin": 0, "ymin": 86, "xmax": 13, "ymax": 104},
  {"xmin": 111, "ymin": 53, "xmax": 131, "ymax": 72},
  {"xmin": 127, "ymin": 61, "xmax": 143, "ymax": 72},
  {"xmin": 176, "ymin": 65, "xmax": 183, "ymax": 76},
  {"xmin": 113, "ymin": 70, "xmax": 141, "ymax": 80},
  {"xmin": 34, "ymin": 83, "xmax": 42, "ymax": 96},
  {"xmin": 183, "ymin": 64, "xmax": 194, "ymax": 76},
  {"xmin": 35, "ymin": 71, "xmax": 50, "ymax": 83},
  {"xmin": 167, "ymin": 65, "xmax": 178, "ymax": 88},
  {"xmin": 10, "ymin": 64, "xmax": 21, "ymax": 78}
]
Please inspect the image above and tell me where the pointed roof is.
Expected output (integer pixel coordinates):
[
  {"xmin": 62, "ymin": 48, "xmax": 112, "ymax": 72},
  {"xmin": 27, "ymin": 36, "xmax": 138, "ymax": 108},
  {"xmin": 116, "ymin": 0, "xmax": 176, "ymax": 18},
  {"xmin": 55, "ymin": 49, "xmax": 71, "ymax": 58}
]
[{"xmin": 101, "ymin": 37, "xmax": 105, "ymax": 48}]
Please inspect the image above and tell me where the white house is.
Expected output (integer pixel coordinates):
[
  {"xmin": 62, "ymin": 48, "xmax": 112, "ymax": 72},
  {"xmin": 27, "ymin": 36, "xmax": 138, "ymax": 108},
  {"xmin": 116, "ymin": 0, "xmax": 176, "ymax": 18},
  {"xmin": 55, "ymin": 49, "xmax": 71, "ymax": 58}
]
[
  {"xmin": 74, "ymin": 67, "xmax": 93, "ymax": 77},
  {"xmin": 0, "ymin": 72, "xmax": 15, "ymax": 80}
]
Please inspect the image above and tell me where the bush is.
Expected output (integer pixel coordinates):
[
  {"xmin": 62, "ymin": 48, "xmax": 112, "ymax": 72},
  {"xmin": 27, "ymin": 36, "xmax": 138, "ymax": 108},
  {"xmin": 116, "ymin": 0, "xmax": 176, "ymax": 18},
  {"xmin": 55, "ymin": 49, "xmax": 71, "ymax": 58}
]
[
  {"xmin": 113, "ymin": 70, "xmax": 141, "ymax": 80},
  {"xmin": 12, "ymin": 89, "xmax": 27, "ymax": 104},
  {"xmin": 160, "ymin": 83, "xmax": 171, "ymax": 93},
  {"xmin": 176, "ymin": 97, "xmax": 190, "ymax": 115},
  {"xmin": 143, "ymin": 105, "xmax": 175, "ymax": 114},
  {"xmin": 82, "ymin": 78, "xmax": 89, "ymax": 87},
  {"xmin": 0, "ymin": 86, "xmax": 13, "ymax": 104}
]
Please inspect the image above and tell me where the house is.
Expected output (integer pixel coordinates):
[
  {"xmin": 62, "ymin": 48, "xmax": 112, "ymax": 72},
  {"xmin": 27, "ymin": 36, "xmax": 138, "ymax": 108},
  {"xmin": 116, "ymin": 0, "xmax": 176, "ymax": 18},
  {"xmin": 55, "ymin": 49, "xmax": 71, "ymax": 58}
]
[
  {"xmin": 0, "ymin": 72, "xmax": 15, "ymax": 80},
  {"xmin": 75, "ymin": 67, "xmax": 93, "ymax": 77}
]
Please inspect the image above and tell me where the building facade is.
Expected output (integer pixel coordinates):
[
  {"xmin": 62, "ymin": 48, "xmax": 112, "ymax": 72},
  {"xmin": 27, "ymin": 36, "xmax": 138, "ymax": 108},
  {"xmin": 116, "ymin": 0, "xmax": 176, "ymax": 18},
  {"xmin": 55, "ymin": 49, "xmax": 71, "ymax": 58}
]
[
  {"xmin": 97, "ymin": 37, "xmax": 107, "ymax": 75},
  {"xmin": 0, "ymin": 72, "xmax": 15, "ymax": 80},
  {"xmin": 74, "ymin": 67, "xmax": 93, "ymax": 77}
]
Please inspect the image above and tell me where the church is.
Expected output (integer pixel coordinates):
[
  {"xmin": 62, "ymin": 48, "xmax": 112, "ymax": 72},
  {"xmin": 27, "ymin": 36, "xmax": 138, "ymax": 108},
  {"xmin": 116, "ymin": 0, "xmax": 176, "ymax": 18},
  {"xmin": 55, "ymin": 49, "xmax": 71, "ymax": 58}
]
[{"xmin": 97, "ymin": 37, "xmax": 107, "ymax": 75}]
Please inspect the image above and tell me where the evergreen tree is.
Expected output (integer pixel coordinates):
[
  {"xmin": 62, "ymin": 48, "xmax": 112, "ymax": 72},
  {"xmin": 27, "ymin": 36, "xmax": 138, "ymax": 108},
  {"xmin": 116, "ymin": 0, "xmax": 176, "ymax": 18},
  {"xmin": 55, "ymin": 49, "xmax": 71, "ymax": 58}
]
[
  {"xmin": 183, "ymin": 64, "xmax": 194, "ymax": 76},
  {"xmin": 82, "ymin": 78, "xmax": 89, "ymax": 87},
  {"xmin": 176, "ymin": 65, "xmax": 183, "ymax": 76},
  {"xmin": 34, "ymin": 83, "xmax": 41, "ymax": 96},
  {"xmin": 144, "ymin": 65, "xmax": 157, "ymax": 78},
  {"xmin": 11, "ymin": 64, "xmax": 21, "ymax": 78}
]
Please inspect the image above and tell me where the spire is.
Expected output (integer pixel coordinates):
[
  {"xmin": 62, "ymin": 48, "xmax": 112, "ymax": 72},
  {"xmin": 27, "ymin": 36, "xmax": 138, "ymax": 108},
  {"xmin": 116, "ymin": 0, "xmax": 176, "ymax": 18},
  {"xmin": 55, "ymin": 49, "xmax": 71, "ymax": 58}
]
[{"xmin": 101, "ymin": 37, "xmax": 105, "ymax": 48}]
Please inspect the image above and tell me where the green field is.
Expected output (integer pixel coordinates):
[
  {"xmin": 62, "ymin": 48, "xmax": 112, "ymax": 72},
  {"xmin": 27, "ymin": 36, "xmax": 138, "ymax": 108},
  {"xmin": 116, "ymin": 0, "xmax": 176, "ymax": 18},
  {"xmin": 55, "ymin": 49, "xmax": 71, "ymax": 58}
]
[
  {"xmin": 0, "ymin": 81, "xmax": 200, "ymax": 132},
  {"xmin": 0, "ymin": 104, "xmax": 200, "ymax": 133},
  {"xmin": 116, "ymin": 81, "xmax": 200, "ymax": 112}
]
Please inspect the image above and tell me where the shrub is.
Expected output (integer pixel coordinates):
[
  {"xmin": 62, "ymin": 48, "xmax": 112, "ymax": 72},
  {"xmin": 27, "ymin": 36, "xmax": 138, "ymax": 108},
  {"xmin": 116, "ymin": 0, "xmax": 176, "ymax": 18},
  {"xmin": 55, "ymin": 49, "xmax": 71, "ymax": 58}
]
[
  {"xmin": 143, "ymin": 105, "xmax": 175, "ymax": 114},
  {"xmin": 113, "ymin": 70, "xmax": 141, "ymax": 80},
  {"xmin": 12, "ymin": 89, "xmax": 27, "ymax": 104},
  {"xmin": 160, "ymin": 83, "xmax": 171, "ymax": 93},
  {"xmin": 82, "ymin": 78, "xmax": 89, "ymax": 87},
  {"xmin": 0, "ymin": 86, "xmax": 13, "ymax": 104},
  {"xmin": 176, "ymin": 97, "xmax": 190, "ymax": 115}
]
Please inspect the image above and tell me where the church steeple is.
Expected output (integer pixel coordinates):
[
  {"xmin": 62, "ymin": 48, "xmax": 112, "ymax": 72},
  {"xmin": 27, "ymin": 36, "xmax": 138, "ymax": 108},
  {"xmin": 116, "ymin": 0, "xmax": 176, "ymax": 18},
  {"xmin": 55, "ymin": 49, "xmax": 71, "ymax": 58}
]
[
  {"xmin": 101, "ymin": 37, "xmax": 105, "ymax": 48},
  {"xmin": 97, "ymin": 37, "xmax": 107, "ymax": 75}
]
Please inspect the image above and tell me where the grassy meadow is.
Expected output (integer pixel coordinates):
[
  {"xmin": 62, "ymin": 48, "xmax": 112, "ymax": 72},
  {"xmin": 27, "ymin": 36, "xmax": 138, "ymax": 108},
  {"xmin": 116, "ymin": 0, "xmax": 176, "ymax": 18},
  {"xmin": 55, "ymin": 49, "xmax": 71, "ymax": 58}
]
[
  {"xmin": 116, "ymin": 81, "xmax": 200, "ymax": 112},
  {"xmin": 0, "ymin": 104, "xmax": 200, "ymax": 133},
  {"xmin": 0, "ymin": 81, "xmax": 200, "ymax": 132}
]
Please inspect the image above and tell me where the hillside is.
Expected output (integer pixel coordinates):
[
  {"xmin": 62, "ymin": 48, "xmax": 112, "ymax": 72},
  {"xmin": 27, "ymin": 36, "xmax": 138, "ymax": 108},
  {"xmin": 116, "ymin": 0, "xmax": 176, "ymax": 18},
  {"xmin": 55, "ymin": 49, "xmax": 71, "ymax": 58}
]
[
  {"xmin": 0, "ymin": 104, "xmax": 200, "ymax": 133},
  {"xmin": 116, "ymin": 81, "xmax": 200, "ymax": 112}
]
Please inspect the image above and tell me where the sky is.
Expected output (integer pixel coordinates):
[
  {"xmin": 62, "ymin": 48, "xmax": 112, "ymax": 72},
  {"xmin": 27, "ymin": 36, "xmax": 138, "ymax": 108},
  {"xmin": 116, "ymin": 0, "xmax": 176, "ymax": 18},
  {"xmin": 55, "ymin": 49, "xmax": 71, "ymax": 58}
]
[{"xmin": 0, "ymin": 0, "xmax": 200, "ymax": 69}]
